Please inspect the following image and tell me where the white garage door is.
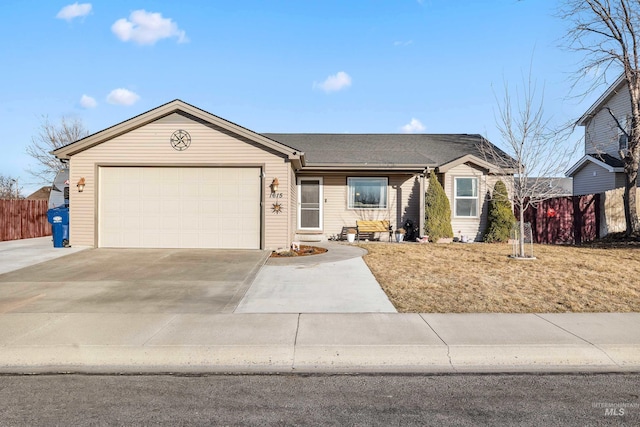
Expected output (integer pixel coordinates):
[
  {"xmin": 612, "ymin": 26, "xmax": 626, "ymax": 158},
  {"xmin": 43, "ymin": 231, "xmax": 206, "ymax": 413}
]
[{"xmin": 99, "ymin": 167, "xmax": 261, "ymax": 249}]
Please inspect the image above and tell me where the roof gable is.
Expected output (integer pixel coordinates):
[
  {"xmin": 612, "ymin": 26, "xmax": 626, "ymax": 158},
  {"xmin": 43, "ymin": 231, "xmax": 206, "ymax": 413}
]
[
  {"xmin": 53, "ymin": 100, "xmax": 302, "ymax": 165},
  {"xmin": 437, "ymin": 154, "xmax": 510, "ymax": 173},
  {"xmin": 577, "ymin": 74, "xmax": 626, "ymax": 126},
  {"xmin": 566, "ymin": 153, "xmax": 625, "ymax": 176}
]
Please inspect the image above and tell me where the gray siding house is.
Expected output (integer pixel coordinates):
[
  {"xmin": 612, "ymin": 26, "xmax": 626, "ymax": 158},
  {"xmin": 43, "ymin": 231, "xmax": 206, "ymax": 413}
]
[{"xmin": 567, "ymin": 74, "xmax": 631, "ymax": 195}]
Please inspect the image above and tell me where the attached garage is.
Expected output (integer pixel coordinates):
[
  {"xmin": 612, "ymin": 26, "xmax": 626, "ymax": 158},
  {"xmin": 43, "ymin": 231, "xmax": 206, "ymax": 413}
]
[
  {"xmin": 99, "ymin": 166, "xmax": 261, "ymax": 249},
  {"xmin": 52, "ymin": 100, "xmax": 303, "ymax": 250}
]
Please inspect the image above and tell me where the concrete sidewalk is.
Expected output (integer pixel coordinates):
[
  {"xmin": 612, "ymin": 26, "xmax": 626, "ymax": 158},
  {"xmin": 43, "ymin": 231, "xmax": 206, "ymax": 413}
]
[
  {"xmin": 1, "ymin": 312, "xmax": 638, "ymax": 374},
  {"xmin": 0, "ymin": 237, "xmax": 88, "ymax": 275}
]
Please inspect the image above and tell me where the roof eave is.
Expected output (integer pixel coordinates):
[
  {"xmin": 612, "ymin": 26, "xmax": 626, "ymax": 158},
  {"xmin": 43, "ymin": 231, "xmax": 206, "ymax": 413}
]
[{"xmin": 299, "ymin": 163, "xmax": 430, "ymax": 172}]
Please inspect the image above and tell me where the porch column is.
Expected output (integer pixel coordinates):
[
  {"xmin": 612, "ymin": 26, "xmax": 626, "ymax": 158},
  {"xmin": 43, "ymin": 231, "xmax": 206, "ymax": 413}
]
[{"xmin": 419, "ymin": 169, "xmax": 427, "ymax": 236}]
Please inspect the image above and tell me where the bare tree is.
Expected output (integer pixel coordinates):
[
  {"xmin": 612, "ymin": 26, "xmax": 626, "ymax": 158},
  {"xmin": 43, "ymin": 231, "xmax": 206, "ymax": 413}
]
[
  {"xmin": 561, "ymin": 0, "xmax": 640, "ymax": 235},
  {"xmin": 479, "ymin": 73, "xmax": 574, "ymax": 258},
  {"xmin": 26, "ymin": 116, "xmax": 89, "ymax": 185},
  {"xmin": 0, "ymin": 174, "xmax": 22, "ymax": 199}
]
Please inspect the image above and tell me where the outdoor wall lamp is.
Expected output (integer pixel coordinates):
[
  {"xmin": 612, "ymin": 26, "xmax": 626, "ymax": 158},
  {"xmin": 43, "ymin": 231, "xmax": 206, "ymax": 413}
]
[
  {"xmin": 270, "ymin": 177, "xmax": 279, "ymax": 193},
  {"xmin": 77, "ymin": 177, "xmax": 86, "ymax": 193}
]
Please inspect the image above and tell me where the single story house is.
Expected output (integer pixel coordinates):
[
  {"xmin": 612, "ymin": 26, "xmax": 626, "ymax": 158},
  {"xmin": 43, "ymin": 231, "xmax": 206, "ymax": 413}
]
[
  {"xmin": 567, "ymin": 74, "xmax": 631, "ymax": 195},
  {"xmin": 52, "ymin": 100, "xmax": 512, "ymax": 249}
]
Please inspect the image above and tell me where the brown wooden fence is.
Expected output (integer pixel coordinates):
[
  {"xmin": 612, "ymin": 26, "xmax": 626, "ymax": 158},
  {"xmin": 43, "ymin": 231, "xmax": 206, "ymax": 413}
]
[
  {"xmin": 518, "ymin": 194, "xmax": 600, "ymax": 245},
  {"xmin": 0, "ymin": 200, "xmax": 51, "ymax": 242}
]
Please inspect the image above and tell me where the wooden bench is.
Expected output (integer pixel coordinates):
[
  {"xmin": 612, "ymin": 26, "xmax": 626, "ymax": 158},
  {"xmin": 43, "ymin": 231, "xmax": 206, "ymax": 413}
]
[{"xmin": 356, "ymin": 220, "xmax": 392, "ymax": 242}]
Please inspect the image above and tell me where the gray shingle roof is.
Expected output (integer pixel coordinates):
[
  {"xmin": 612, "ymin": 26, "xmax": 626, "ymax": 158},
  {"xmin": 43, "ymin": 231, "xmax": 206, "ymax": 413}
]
[
  {"xmin": 525, "ymin": 177, "xmax": 573, "ymax": 197},
  {"xmin": 590, "ymin": 153, "xmax": 625, "ymax": 168},
  {"xmin": 262, "ymin": 133, "xmax": 507, "ymax": 168}
]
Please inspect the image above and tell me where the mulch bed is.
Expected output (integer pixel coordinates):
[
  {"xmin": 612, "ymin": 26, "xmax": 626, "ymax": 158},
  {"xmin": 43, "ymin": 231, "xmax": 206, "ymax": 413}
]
[{"xmin": 270, "ymin": 245, "xmax": 328, "ymax": 257}]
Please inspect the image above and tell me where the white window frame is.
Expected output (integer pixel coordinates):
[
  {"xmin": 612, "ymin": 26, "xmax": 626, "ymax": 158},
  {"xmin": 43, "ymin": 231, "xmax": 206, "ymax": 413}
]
[
  {"xmin": 347, "ymin": 177, "xmax": 388, "ymax": 210},
  {"xmin": 454, "ymin": 177, "xmax": 479, "ymax": 218},
  {"xmin": 297, "ymin": 177, "xmax": 323, "ymax": 231}
]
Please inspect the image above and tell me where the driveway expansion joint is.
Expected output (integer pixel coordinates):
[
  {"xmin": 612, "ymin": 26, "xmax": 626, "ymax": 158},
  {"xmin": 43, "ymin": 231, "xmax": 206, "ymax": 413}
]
[{"xmin": 141, "ymin": 314, "xmax": 179, "ymax": 346}]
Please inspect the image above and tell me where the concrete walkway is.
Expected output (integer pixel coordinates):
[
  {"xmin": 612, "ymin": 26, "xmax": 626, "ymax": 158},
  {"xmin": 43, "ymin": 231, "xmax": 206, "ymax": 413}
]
[
  {"xmin": 235, "ymin": 243, "xmax": 396, "ymax": 313},
  {"xmin": 0, "ymin": 238, "xmax": 639, "ymax": 374}
]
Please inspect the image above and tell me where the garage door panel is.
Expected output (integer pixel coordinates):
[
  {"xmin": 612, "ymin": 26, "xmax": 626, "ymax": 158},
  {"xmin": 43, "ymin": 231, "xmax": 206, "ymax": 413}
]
[{"xmin": 99, "ymin": 167, "xmax": 261, "ymax": 249}]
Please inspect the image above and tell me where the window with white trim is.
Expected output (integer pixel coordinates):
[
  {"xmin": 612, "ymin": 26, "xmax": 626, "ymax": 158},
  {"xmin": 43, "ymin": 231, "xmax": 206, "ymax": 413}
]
[
  {"xmin": 348, "ymin": 177, "xmax": 388, "ymax": 209},
  {"xmin": 454, "ymin": 177, "xmax": 478, "ymax": 217}
]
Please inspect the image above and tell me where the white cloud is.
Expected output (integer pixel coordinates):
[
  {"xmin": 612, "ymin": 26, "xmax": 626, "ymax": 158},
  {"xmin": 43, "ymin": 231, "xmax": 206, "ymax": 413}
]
[
  {"xmin": 56, "ymin": 3, "xmax": 92, "ymax": 21},
  {"xmin": 401, "ymin": 118, "xmax": 426, "ymax": 133},
  {"xmin": 394, "ymin": 40, "xmax": 413, "ymax": 47},
  {"xmin": 106, "ymin": 88, "xmax": 140, "ymax": 106},
  {"xmin": 111, "ymin": 10, "xmax": 188, "ymax": 45},
  {"xmin": 313, "ymin": 71, "xmax": 352, "ymax": 93},
  {"xmin": 79, "ymin": 94, "xmax": 97, "ymax": 108}
]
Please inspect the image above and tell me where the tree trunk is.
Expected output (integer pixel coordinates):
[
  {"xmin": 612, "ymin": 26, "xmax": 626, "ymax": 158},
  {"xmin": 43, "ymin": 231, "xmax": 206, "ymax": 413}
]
[
  {"xmin": 519, "ymin": 205, "xmax": 525, "ymax": 258},
  {"xmin": 623, "ymin": 154, "xmax": 640, "ymax": 235}
]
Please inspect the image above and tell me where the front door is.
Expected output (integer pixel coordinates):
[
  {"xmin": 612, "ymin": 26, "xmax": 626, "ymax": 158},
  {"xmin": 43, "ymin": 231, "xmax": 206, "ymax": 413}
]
[{"xmin": 298, "ymin": 177, "xmax": 323, "ymax": 230}]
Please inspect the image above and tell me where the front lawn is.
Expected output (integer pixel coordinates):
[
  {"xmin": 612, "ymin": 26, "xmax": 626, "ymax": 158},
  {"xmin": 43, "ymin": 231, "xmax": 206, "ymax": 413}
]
[{"xmin": 360, "ymin": 242, "xmax": 640, "ymax": 313}]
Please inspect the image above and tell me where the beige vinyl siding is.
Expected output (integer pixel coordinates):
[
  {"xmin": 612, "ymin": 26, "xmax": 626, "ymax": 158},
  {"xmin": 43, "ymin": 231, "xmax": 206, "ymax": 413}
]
[
  {"xmin": 69, "ymin": 112, "xmax": 290, "ymax": 249},
  {"xmin": 584, "ymin": 88, "xmax": 631, "ymax": 156},
  {"xmin": 300, "ymin": 173, "xmax": 419, "ymax": 238},
  {"xmin": 442, "ymin": 163, "xmax": 497, "ymax": 242},
  {"xmin": 572, "ymin": 162, "xmax": 619, "ymax": 195}
]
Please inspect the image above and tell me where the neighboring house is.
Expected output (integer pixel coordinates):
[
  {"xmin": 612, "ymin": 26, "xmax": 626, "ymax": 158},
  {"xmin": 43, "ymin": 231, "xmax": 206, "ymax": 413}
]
[
  {"xmin": 52, "ymin": 100, "xmax": 513, "ymax": 249},
  {"xmin": 26, "ymin": 186, "xmax": 52, "ymax": 200},
  {"xmin": 524, "ymin": 177, "xmax": 573, "ymax": 198},
  {"xmin": 567, "ymin": 74, "xmax": 630, "ymax": 195}
]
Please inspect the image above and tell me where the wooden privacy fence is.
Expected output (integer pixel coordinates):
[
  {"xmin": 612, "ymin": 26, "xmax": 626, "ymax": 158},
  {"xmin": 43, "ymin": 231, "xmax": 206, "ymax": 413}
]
[
  {"xmin": 518, "ymin": 194, "xmax": 600, "ymax": 245},
  {"xmin": 0, "ymin": 200, "xmax": 51, "ymax": 242}
]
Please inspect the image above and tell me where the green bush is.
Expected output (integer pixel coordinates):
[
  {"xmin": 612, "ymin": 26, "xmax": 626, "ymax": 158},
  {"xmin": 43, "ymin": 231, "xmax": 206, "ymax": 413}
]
[
  {"xmin": 424, "ymin": 171, "xmax": 453, "ymax": 240},
  {"xmin": 483, "ymin": 180, "xmax": 515, "ymax": 243}
]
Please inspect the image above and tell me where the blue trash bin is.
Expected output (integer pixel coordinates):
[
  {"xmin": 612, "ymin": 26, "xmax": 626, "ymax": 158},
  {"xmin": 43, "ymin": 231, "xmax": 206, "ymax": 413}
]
[{"xmin": 47, "ymin": 207, "xmax": 69, "ymax": 248}]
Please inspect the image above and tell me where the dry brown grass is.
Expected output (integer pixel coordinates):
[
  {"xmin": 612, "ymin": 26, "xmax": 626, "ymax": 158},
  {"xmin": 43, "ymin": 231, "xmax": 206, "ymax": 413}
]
[{"xmin": 360, "ymin": 242, "xmax": 640, "ymax": 313}]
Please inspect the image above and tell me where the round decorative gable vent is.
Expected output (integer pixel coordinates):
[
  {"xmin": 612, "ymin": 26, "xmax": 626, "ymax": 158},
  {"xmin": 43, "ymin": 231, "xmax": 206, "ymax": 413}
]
[{"xmin": 170, "ymin": 130, "xmax": 191, "ymax": 151}]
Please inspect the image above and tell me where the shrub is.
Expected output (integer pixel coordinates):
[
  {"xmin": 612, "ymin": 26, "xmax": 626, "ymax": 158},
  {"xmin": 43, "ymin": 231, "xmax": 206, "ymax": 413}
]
[
  {"xmin": 484, "ymin": 180, "xmax": 516, "ymax": 243},
  {"xmin": 424, "ymin": 171, "xmax": 453, "ymax": 240}
]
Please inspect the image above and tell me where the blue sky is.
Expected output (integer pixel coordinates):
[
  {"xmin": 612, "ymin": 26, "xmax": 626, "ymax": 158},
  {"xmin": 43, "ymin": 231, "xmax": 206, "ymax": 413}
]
[{"xmin": 1, "ymin": 0, "xmax": 611, "ymax": 195}]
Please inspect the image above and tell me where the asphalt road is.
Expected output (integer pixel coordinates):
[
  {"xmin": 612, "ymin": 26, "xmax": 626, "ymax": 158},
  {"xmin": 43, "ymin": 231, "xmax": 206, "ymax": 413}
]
[{"xmin": 0, "ymin": 373, "xmax": 638, "ymax": 426}]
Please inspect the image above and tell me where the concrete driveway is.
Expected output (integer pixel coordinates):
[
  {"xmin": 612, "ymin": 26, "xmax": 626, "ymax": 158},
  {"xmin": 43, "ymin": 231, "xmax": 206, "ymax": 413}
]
[{"xmin": 0, "ymin": 248, "xmax": 269, "ymax": 314}]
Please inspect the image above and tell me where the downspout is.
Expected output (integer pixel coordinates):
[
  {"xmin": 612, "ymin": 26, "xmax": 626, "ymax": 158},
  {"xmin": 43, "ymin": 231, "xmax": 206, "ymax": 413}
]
[{"xmin": 419, "ymin": 168, "xmax": 428, "ymax": 237}]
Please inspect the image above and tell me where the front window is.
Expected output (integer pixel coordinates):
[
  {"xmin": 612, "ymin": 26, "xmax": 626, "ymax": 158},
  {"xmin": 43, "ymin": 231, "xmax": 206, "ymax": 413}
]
[
  {"xmin": 455, "ymin": 177, "xmax": 478, "ymax": 217},
  {"xmin": 348, "ymin": 177, "xmax": 388, "ymax": 209}
]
